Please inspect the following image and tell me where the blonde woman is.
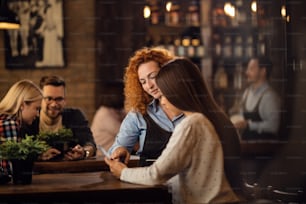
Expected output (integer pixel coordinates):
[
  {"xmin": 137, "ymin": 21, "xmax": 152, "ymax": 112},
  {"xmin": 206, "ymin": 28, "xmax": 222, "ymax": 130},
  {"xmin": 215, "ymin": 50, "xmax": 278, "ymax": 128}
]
[{"xmin": 0, "ymin": 80, "xmax": 42, "ymax": 179}]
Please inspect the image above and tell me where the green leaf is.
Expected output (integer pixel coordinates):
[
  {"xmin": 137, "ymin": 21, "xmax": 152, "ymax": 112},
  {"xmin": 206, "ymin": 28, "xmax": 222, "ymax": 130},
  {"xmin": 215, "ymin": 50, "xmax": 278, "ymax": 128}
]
[
  {"xmin": 0, "ymin": 135, "xmax": 50, "ymax": 160},
  {"xmin": 36, "ymin": 127, "xmax": 75, "ymax": 145}
]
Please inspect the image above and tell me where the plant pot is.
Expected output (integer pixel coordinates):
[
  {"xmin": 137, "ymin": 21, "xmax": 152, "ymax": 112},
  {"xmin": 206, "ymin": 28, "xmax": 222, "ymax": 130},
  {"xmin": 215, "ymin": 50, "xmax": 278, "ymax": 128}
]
[
  {"xmin": 11, "ymin": 159, "xmax": 34, "ymax": 185},
  {"xmin": 0, "ymin": 168, "xmax": 11, "ymax": 184}
]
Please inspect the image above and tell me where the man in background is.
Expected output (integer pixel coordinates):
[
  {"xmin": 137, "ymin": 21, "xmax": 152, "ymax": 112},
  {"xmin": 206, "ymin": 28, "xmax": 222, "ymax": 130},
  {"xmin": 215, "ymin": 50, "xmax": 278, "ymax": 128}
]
[
  {"xmin": 231, "ymin": 56, "xmax": 281, "ymax": 184},
  {"xmin": 27, "ymin": 75, "xmax": 96, "ymax": 160},
  {"xmin": 232, "ymin": 56, "xmax": 281, "ymax": 140}
]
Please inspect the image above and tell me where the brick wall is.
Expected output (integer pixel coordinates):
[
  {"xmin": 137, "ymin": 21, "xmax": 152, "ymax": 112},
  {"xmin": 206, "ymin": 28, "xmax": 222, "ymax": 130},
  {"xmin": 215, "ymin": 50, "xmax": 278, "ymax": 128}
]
[{"xmin": 0, "ymin": 0, "xmax": 97, "ymax": 123}]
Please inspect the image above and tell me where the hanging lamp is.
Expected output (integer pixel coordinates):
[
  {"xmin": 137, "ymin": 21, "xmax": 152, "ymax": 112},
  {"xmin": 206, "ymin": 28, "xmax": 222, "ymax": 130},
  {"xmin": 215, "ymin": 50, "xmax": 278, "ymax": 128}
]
[{"xmin": 0, "ymin": 0, "xmax": 20, "ymax": 29}]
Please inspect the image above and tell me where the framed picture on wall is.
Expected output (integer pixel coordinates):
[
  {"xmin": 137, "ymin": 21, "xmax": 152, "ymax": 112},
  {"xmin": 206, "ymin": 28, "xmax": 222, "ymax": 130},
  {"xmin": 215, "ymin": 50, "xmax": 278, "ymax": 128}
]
[{"xmin": 4, "ymin": 0, "xmax": 65, "ymax": 69}]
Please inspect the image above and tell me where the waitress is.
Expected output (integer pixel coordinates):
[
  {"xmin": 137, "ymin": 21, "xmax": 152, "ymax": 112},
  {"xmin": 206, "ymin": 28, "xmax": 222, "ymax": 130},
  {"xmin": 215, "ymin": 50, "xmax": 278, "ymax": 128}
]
[{"xmin": 108, "ymin": 47, "xmax": 185, "ymax": 166}]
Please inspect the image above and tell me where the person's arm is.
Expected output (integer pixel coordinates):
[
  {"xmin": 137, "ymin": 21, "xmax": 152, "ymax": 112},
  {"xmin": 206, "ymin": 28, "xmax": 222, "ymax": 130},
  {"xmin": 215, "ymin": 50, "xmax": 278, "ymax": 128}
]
[
  {"xmin": 249, "ymin": 90, "xmax": 281, "ymax": 134},
  {"xmin": 108, "ymin": 111, "xmax": 146, "ymax": 154},
  {"xmin": 1, "ymin": 118, "xmax": 19, "ymax": 175},
  {"xmin": 118, "ymin": 117, "xmax": 197, "ymax": 185},
  {"xmin": 232, "ymin": 90, "xmax": 248, "ymax": 130},
  {"xmin": 2, "ymin": 118, "xmax": 19, "ymax": 141},
  {"xmin": 63, "ymin": 108, "xmax": 96, "ymax": 157},
  {"xmin": 39, "ymin": 148, "xmax": 61, "ymax": 161},
  {"xmin": 106, "ymin": 114, "xmax": 226, "ymax": 196}
]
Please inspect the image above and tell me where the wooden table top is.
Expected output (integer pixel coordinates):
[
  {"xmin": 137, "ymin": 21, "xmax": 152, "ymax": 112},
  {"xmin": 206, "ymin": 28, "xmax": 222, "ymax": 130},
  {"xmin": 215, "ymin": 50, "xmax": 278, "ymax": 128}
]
[
  {"xmin": 33, "ymin": 156, "xmax": 139, "ymax": 173},
  {"xmin": 0, "ymin": 171, "xmax": 161, "ymax": 194},
  {"xmin": 0, "ymin": 171, "xmax": 171, "ymax": 204}
]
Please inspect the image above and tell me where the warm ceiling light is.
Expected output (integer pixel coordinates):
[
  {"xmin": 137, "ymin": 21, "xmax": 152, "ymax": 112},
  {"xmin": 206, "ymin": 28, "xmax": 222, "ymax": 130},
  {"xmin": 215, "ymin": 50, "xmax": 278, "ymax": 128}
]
[
  {"xmin": 166, "ymin": 2, "xmax": 172, "ymax": 12},
  {"xmin": 224, "ymin": 2, "xmax": 235, "ymax": 17},
  {"xmin": 143, "ymin": 5, "xmax": 151, "ymax": 19},
  {"xmin": 0, "ymin": 0, "xmax": 20, "ymax": 29},
  {"xmin": 281, "ymin": 5, "xmax": 286, "ymax": 18},
  {"xmin": 251, "ymin": 1, "xmax": 257, "ymax": 13}
]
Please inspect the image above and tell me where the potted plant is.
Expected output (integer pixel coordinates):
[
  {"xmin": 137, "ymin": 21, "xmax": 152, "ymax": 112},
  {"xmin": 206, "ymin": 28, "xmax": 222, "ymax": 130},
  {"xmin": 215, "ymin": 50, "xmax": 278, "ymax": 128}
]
[
  {"xmin": 0, "ymin": 135, "xmax": 50, "ymax": 184},
  {"xmin": 37, "ymin": 127, "xmax": 76, "ymax": 159}
]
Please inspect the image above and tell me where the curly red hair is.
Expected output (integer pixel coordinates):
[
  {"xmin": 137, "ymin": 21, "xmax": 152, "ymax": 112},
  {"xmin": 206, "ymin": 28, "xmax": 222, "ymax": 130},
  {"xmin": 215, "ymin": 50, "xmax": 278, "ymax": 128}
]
[{"xmin": 124, "ymin": 47, "xmax": 174, "ymax": 115}]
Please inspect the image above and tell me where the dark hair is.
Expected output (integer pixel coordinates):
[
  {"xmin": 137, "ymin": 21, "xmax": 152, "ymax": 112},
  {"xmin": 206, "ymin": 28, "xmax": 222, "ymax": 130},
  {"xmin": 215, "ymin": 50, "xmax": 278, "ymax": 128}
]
[
  {"xmin": 253, "ymin": 56, "xmax": 273, "ymax": 78},
  {"xmin": 157, "ymin": 58, "xmax": 218, "ymax": 115},
  {"xmin": 39, "ymin": 76, "xmax": 66, "ymax": 89},
  {"xmin": 156, "ymin": 58, "xmax": 243, "ymax": 192}
]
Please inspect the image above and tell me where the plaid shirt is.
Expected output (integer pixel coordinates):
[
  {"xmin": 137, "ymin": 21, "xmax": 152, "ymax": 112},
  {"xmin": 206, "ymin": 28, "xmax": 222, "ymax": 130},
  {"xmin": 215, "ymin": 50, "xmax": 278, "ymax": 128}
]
[{"xmin": 0, "ymin": 114, "xmax": 20, "ymax": 175}]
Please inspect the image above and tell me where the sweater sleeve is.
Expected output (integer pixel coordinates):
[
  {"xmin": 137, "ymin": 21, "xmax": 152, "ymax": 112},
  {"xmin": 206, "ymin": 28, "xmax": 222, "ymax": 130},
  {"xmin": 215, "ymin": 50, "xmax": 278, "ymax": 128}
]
[{"xmin": 120, "ymin": 117, "xmax": 197, "ymax": 185}]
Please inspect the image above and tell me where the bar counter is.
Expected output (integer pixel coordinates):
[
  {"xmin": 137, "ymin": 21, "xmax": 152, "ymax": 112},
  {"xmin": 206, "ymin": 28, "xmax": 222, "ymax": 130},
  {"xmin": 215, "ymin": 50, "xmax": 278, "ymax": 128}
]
[{"xmin": 0, "ymin": 171, "xmax": 172, "ymax": 204}]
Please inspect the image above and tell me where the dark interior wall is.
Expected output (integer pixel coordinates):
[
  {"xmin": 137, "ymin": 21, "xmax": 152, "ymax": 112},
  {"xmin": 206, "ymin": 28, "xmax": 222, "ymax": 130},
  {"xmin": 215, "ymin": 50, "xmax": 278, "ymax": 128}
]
[
  {"xmin": 258, "ymin": 0, "xmax": 306, "ymax": 194},
  {"xmin": 95, "ymin": 0, "xmax": 146, "ymax": 109},
  {"xmin": 285, "ymin": 0, "xmax": 306, "ymax": 141},
  {"xmin": 0, "ymin": 0, "xmax": 146, "ymax": 122}
]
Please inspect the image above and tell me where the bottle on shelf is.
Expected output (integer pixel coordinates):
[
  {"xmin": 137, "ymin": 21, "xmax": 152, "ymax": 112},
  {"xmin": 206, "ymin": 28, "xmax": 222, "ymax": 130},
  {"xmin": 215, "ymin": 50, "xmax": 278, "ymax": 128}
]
[
  {"xmin": 174, "ymin": 36, "xmax": 185, "ymax": 56},
  {"xmin": 223, "ymin": 36, "xmax": 232, "ymax": 58},
  {"xmin": 257, "ymin": 34, "xmax": 266, "ymax": 56},
  {"xmin": 233, "ymin": 63, "xmax": 244, "ymax": 90},
  {"xmin": 245, "ymin": 35, "xmax": 254, "ymax": 58},
  {"xmin": 214, "ymin": 63, "xmax": 228, "ymax": 89},
  {"xmin": 257, "ymin": 3, "xmax": 267, "ymax": 27},
  {"xmin": 181, "ymin": 36, "xmax": 191, "ymax": 57},
  {"xmin": 213, "ymin": 33, "xmax": 222, "ymax": 58},
  {"xmin": 235, "ymin": 0, "xmax": 247, "ymax": 25},
  {"xmin": 192, "ymin": 37, "xmax": 205, "ymax": 58},
  {"xmin": 150, "ymin": 3, "xmax": 160, "ymax": 25},
  {"xmin": 166, "ymin": 1, "xmax": 180, "ymax": 26},
  {"xmin": 187, "ymin": 38, "xmax": 196, "ymax": 58},
  {"xmin": 186, "ymin": 0, "xmax": 200, "ymax": 27},
  {"xmin": 233, "ymin": 36, "xmax": 243, "ymax": 58},
  {"xmin": 212, "ymin": 3, "xmax": 227, "ymax": 27}
]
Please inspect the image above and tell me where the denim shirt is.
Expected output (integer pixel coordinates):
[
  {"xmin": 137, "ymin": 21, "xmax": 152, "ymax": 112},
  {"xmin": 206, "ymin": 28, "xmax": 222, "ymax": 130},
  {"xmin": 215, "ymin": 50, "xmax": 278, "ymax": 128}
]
[{"xmin": 108, "ymin": 99, "xmax": 184, "ymax": 155}]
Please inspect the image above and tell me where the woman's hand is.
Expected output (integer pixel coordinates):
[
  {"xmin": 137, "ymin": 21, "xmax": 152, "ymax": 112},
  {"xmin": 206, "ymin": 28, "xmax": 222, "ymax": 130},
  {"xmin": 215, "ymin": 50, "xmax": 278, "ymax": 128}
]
[
  {"xmin": 39, "ymin": 148, "xmax": 61, "ymax": 161},
  {"xmin": 104, "ymin": 157, "xmax": 127, "ymax": 178},
  {"xmin": 110, "ymin": 146, "xmax": 130, "ymax": 164}
]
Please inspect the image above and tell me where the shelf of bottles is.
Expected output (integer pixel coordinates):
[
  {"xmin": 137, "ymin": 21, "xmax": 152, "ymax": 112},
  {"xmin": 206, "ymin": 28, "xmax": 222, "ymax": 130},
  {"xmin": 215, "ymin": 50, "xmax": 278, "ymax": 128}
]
[
  {"xmin": 212, "ymin": 0, "xmax": 269, "ymax": 61},
  {"xmin": 211, "ymin": 0, "xmax": 270, "ymax": 112},
  {"xmin": 144, "ymin": 0, "xmax": 206, "ymax": 62}
]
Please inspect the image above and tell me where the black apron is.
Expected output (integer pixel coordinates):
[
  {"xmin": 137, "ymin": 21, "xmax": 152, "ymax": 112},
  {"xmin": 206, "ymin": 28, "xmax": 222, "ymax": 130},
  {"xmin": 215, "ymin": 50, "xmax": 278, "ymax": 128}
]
[
  {"xmin": 139, "ymin": 114, "xmax": 172, "ymax": 166},
  {"xmin": 241, "ymin": 89, "xmax": 277, "ymax": 140}
]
